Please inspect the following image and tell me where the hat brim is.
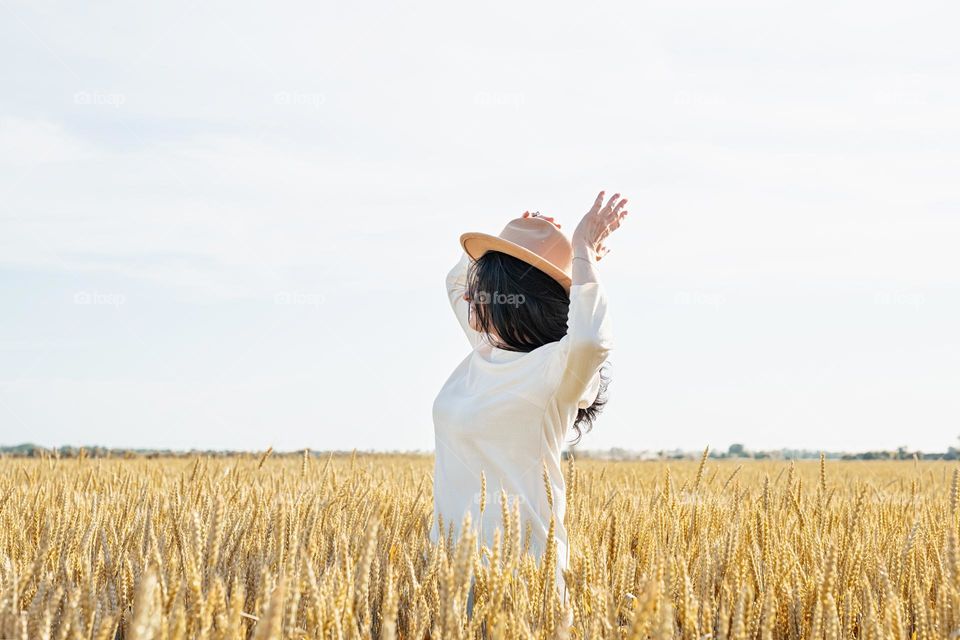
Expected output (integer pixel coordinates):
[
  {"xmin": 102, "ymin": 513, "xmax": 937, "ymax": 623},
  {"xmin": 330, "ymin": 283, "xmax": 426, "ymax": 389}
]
[{"xmin": 460, "ymin": 232, "xmax": 572, "ymax": 293}]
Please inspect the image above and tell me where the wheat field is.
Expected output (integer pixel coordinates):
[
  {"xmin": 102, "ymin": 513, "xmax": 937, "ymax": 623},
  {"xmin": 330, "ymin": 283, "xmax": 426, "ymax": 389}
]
[{"xmin": 0, "ymin": 451, "xmax": 957, "ymax": 639}]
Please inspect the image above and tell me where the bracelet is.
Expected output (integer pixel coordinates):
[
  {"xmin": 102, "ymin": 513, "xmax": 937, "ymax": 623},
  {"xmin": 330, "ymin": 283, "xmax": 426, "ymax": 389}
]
[{"xmin": 572, "ymin": 255, "xmax": 596, "ymax": 264}]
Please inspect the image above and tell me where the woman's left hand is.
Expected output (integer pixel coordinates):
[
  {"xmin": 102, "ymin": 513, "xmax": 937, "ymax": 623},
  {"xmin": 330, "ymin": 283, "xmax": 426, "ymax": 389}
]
[{"xmin": 522, "ymin": 211, "xmax": 561, "ymax": 229}]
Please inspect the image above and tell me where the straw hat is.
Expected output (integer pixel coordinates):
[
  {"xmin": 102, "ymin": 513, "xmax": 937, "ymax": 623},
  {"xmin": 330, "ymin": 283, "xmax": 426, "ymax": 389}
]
[{"xmin": 460, "ymin": 214, "xmax": 573, "ymax": 292}]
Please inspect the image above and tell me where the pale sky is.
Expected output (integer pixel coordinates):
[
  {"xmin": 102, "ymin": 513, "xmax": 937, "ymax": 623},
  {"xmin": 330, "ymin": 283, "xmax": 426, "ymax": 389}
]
[{"xmin": 1, "ymin": 0, "xmax": 958, "ymax": 453}]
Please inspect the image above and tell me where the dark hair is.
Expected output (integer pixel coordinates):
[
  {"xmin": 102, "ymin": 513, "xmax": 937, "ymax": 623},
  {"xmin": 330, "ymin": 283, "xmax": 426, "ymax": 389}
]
[{"xmin": 466, "ymin": 250, "xmax": 609, "ymax": 443}]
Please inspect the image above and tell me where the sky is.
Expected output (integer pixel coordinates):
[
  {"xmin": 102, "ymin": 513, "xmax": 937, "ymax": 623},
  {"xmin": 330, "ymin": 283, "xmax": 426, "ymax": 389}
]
[{"xmin": 1, "ymin": 0, "xmax": 958, "ymax": 453}]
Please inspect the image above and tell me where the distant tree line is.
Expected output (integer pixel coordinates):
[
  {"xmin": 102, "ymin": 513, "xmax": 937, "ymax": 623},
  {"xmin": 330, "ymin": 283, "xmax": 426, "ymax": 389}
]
[
  {"xmin": 0, "ymin": 444, "xmax": 417, "ymax": 459},
  {"xmin": 711, "ymin": 442, "xmax": 959, "ymax": 461},
  {"xmin": 3, "ymin": 441, "xmax": 959, "ymax": 461},
  {"xmin": 570, "ymin": 440, "xmax": 960, "ymax": 462}
]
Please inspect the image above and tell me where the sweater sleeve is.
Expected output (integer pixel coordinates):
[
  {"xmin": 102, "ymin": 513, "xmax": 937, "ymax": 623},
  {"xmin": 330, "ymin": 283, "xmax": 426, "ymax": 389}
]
[
  {"xmin": 445, "ymin": 252, "xmax": 482, "ymax": 348},
  {"xmin": 554, "ymin": 282, "xmax": 612, "ymax": 407}
]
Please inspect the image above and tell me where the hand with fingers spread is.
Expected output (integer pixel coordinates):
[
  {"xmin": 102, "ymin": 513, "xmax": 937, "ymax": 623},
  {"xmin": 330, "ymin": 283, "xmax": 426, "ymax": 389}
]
[{"xmin": 571, "ymin": 191, "xmax": 628, "ymax": 262}]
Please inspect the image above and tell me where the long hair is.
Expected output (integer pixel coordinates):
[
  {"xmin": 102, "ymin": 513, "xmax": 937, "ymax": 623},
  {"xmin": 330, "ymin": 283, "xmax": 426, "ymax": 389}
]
[{"xmin": 466, "ymin": 250, "xmax": 609, "ymax": 443}]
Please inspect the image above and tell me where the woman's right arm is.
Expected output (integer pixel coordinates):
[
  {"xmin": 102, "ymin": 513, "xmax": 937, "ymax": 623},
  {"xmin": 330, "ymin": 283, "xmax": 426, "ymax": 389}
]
[{"xmin": 446, "ymin": 252, "xmax": 482, "ymax": 348}]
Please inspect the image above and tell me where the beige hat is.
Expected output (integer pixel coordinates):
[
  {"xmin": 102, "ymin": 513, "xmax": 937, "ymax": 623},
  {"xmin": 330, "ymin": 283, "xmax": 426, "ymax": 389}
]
[{"xmin": 460, "ymin": 216, "xmax": 573, "ymax": 292}]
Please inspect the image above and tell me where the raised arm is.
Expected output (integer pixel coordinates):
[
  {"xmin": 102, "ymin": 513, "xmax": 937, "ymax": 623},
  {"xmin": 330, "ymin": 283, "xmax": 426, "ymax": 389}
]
[
  {"xmin": 555, "ymin": 191, "xmax": 628, "ymax": 406},
  {"xmin": 445, "ymin": 252, "xmax": 482, "ymax": 348}
]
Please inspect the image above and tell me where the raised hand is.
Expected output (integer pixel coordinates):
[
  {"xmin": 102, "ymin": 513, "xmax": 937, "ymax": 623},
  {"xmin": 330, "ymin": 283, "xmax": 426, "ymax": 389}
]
[
  {"xmin": 571, "ymin": 191, "xmax": 628, "ymax": 261},
  {"xmin": 522, "ymin": 211, "xmax": 562, "ymax": 229}
]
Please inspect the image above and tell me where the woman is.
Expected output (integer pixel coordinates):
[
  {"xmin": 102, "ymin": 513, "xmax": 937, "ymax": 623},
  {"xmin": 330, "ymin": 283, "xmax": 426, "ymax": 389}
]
[{"xmin": 431, "ymin": 191, "xmax": 628, "ymax": 602}]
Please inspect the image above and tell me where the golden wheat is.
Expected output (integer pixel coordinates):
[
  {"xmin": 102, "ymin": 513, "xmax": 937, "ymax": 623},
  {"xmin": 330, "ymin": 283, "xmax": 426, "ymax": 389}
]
[{"xmin": 0, "ymin": 453, "xmax": 957, "ymax": 639}]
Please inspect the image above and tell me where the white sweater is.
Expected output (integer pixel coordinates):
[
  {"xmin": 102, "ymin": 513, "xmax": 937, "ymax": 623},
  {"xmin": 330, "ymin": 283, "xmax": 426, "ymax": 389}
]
[{"xmin": 431, "ymin": 253, "xmax": 612, "ymax": 590}]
